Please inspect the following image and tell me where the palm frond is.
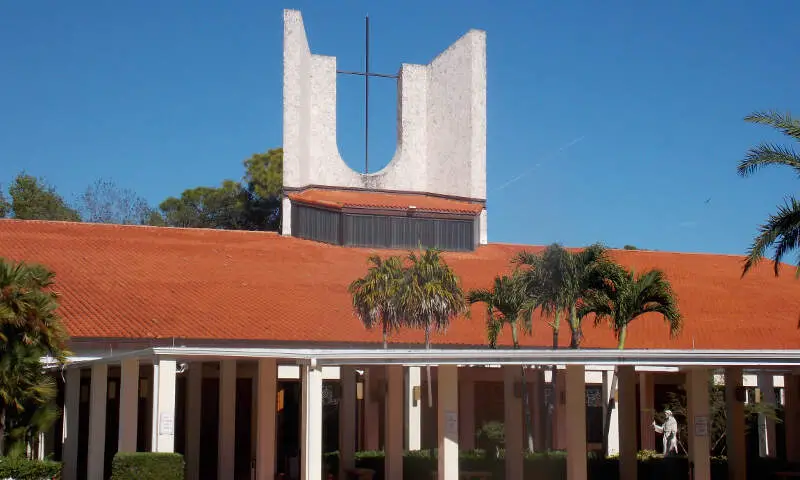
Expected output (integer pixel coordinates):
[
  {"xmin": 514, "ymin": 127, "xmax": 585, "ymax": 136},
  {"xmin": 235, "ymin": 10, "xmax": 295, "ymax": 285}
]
[
  {"xmin": 738, "ymin": 143, "xmax": 800, "ymax": 178},
  {"xmin": 486, "ymin": 317, "xmax": 502, "ymax": 349},
  {"xmin": 744, "ymin": 111, "xmax": 800, "ymax": 141},
  {"xmin": 742, "ymin": 197, "xmax": 800, "ymax": 277},
  {"xmin": 398, "ymin": 248, "xmax": 466, "ymax": 340},
  {"xmin": 348, "ymin": 254, "xmax": 406, "ymax": 339}
]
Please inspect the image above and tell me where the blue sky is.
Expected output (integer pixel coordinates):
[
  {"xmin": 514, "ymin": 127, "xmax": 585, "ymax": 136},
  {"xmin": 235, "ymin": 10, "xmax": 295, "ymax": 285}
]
[{"xmin": 1, "ymin": 1, "xmax": 798, "ymax": 254}]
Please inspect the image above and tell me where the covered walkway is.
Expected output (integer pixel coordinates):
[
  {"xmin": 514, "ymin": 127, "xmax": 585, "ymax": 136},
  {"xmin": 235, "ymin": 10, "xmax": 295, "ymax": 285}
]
[{"xmin": 55, "ymin": 347, "xmax": 800, "ymax": 480}]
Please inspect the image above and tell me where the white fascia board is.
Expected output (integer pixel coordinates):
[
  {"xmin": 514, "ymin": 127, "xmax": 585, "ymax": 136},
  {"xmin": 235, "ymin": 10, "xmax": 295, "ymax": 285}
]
[
  {"xmin": 61, "ymin": 347, "xmax": 800, "ymax": 369},
  {"xmin": 42, "ymin": 356, "xmax": 102, "ymax": 370},
  {"xmin": 300, "ymin": 348, "xmax": 800, "ymax": 367}
]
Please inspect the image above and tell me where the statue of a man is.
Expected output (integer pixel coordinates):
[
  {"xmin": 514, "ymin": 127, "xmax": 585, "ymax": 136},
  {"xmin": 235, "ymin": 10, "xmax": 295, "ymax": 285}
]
[{"xmin": 652, "ymin": 409, "xmax": 679, "ymax": 456}]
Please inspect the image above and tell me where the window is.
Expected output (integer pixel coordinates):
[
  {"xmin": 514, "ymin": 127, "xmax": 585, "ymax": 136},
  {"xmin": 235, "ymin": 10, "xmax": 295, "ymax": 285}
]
[{"xmin": 292, "ymin": 204, "xmax": 477, "ymax": 251}]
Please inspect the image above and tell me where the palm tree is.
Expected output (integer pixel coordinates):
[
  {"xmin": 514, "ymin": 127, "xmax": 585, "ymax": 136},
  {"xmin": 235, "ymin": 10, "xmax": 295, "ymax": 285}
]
[
  {"xmin": 736, "ymin": 111, "xmax": 800, "ymax": 277},
  {"xmin": 579, "ymin": 265, "xmax": 682, "ymax": 350},
  {"xmin": 0, "ymin": 342, "xmax": 59, "ymax": 456},
  {"xmin": 578, "ymin": 262, "xmax": 682, "ymax": 453},
  {"xmin": 515, "ymin": 243, "xmax": 610, "ymax": 349},
  {"xmin": 468, "ymin": 272, "xmax": 538, "ymax": 452},
  {"xmin": 348, "ymin": 255, "xmax": 406, "ymax": 349},
  {"xmin": 0, "ymin": 258, "xmax": 68, "ymax": 454},
  {"xmin": 399, "ymin": 248, "xmax": 467, "ymax": 407},
  {"xmin": 514, "ymin": 243, "xmax": 611, "ymax": 450}
]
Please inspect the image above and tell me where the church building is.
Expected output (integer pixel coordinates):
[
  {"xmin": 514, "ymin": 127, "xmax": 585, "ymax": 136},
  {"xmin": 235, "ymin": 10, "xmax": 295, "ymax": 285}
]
[{"xmin": 1, "ymin": 9, "xmax": 800, "ymax": 480}]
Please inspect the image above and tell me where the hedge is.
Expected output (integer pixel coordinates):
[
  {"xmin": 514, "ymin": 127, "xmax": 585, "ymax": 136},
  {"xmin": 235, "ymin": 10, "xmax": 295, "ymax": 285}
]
[
  {"xmin": 0, "ymin": 456, "xmax": 61, "ymax": 480},
  {"xmin": 111, "ymin": 452, "xmax": 184, "ymax": 480},
  {"xmin": 323, "ymin": 450, "xmax": 797, "ymax": 480}
]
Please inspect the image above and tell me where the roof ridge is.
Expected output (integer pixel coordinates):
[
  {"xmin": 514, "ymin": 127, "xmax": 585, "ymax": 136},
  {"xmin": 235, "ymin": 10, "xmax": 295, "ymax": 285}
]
[
  {"xmin": 0, "ymin": 218, "xmax": 280, "ymax": 237},
  {"xmin": 0, "ymin": 218, "xmax": 770, "ymax": 261},
  {"xmin": 486, "ymin": 241, "xmax": 752, "ymax": 259}
]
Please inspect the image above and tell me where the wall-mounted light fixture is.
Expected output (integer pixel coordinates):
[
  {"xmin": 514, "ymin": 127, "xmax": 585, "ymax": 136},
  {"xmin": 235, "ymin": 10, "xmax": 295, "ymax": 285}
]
[
  {"xmin": 277, "ymin": 389, "xmax": 285, "ymax": 412},
  {"xmin": 356, "ymin": 381, "xmax": 364, "ymax": 401},
  {"xmin": 412, "ymin": 386, "xmax": 421, "ymax": 407},
  {"xmin": 80, "ymin": 384, "xmax": 89, "ymax": 403},
  {"xmin": 108, "ymin": 381, "xmax": 117, "ymax": 400}
]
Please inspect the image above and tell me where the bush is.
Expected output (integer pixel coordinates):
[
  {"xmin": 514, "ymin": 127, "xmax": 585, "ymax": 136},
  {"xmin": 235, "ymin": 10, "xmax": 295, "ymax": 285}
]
[
  {"xmin": 111, "ymin": 452, "xmax": 184, "ymax": 480},
  {"xmin": 323, "ymin": 449, "xmax": 792, "ymax": 480},
  {"xmin": 0, "ymin": 456, "xmax": 61, "ymax": 480}
]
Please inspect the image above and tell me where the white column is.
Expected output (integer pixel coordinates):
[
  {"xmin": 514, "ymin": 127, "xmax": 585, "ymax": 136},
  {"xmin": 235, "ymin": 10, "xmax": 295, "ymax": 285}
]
[
  {"xmin": 688, "ymin": 368, "xmax": 711, "ymax": 480},
  {"xmin": 118, "ymin": 359, "xmax": 139, "ymax": 453},
  {"xmin": 36, "ymin": 425, "xmax": 47, "ymax": 460},
  {"xmin": 386, "ymin": 365, "xmax": 404, "ymax": 480},
  {"xmin": 757, "ymin": 372, "xmax": 777, "ymax": 457},
  {"xmin": 437, "ymin": 365, "xmax": 459, "ymax": 480},
  {"xmin": 459, "ymin": 370, "xmax": 476, "ymax": 451},
  {"xmin": 218, "ymin": 360, "xmax": 237, "ymax": 479},
  {"xmin": 504, "ymin": 366, "xmax": 523, "ymax": 480},
  {"xmin": 638, "ymin": 372, "xmax": 655, "ymax": 451},
  {"xmin": 339, "ymin": 366, "xmax": 357, "ymax": 478},
  {"xmin": 785, "ymin": 374, "xmax": 800, "ymax": 463},
  {"xmin": 725, "ymin": 368, "xmax": 746, "ymax": 480},
  {"xmin": 617, "ymin": 366, "xmax": 637, "ymax": 480},
  {"xmin": 87, "ymin": 364, "xmax": 108, "ymax": 480},
  {"xmin": 152, "ymin": 359, "xmax": 177, "ymax": 452},
  {"xmin": 186, "ymin": 362, "xmax": 203, "ymax": 480},
  {"xmin": 257, "ymin": 359, "xmax": 277, "ymax": 480},
  {"xmin": 602, "ymin": 369, "xmax": 619, "ymax": 456},
  {"xmin": 566, "ymin": 365, "xmax": 587, "ymax": 480},
  {"xmin": 301, "ymin": 364, "xmax": 323, "ymax": 480},
  {"xmin": 406, "ymin": 366, "xmax": 422, "ymax": 450},
  {"xmin": 62, "ymin": 368, "xmax": 81, "ymax": 480}
]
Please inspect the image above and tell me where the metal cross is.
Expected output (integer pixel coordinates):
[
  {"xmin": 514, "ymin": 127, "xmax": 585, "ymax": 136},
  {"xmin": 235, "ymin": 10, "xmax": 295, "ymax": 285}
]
[{"xmin": 336, "ymin": 15, "xmax": 398, "ymax": 174}]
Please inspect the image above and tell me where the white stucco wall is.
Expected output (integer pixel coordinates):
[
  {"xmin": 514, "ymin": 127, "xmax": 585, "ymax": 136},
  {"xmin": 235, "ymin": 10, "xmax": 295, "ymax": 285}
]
[{"xmin": 282, "ymin": 9, "xmax": 487, "ymax": 202}]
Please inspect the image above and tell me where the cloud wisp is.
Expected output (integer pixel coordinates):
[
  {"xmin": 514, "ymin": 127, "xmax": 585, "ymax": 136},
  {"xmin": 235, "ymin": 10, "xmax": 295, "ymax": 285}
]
[{"xmin": 494, "ymin": 136, "xmax": 585, "ymax": 192}]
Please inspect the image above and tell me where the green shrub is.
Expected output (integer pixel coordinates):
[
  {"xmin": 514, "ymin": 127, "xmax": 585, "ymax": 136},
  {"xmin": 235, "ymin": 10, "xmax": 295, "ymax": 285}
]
[
  {"xmin": 0, "ymin": 456, "xmax": 61, "ymax": 480},
  {"xmin": 323, "ymin": 449, "xmax": 793, "ymax": 480},
  {"xmin": 111, "ymin": 452, "xmax": 184, "ymax": 480}
]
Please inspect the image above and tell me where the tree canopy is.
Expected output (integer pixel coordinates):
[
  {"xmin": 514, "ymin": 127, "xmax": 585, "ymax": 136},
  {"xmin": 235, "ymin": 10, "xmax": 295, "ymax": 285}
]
[
  {"xmin": 76, "ymin": 178, "xmax": 155, "ymax": 225},
  {"xmin": 145, "ymin": 148, "xmax": 283, "ymax": 230},
  {"xmin": 1, "ymin": 147, "xmax": 284, "ymax": 231},
  {"xmin": 6, "ymin": 174, "xmax": 80, "ymax": 222}
]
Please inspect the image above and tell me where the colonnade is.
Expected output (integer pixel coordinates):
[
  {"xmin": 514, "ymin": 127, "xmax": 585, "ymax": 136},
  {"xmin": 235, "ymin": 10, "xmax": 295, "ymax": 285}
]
[{"xmin": 55, "ymin": 359, "xmax": 799, "ymax": 480}]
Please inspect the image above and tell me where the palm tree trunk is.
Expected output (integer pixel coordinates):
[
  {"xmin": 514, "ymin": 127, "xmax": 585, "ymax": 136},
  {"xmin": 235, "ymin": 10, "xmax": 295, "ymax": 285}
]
[
  {"xmin": 569, "ymin": 304, "xmax": 582, "ymax": 349},
  {"xmin": 617, "ymin": 325, "xmax": 627, "ymax": 350},
  {"xmin": 425, "ymin": 323, "xmax": 433, "ymax": 408},
  {"xmin": 512, "ymin": 324, "xmax": 536, "ymax": 452},
  {"xmin": 383, "ymin": 328, "xmax": 388, "ymax": 349},
  {"xmin": 546, "ymin": 310, "xmax": 561, "ymax": 451}
]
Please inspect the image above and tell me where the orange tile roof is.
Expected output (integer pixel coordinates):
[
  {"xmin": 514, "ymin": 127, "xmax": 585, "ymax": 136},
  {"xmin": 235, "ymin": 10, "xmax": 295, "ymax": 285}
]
[
  {"xmin": 287, "ymin": 188, "xmax": 485, "ymax": 215},
  {"xmin": 1, "ymin": 219, "xmax": 799, "ymax": 350}
]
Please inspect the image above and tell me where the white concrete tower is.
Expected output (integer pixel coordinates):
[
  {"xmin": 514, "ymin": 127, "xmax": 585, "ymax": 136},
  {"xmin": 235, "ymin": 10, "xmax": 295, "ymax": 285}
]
[{"xmin": 281, "ymin": 10, "xmax": 488, "ymax": 249}]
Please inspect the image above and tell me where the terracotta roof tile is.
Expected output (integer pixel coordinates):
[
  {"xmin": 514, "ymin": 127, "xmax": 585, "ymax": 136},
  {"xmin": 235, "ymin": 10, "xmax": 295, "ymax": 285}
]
[
  {"xmin": 287, "ymin": 188, "xmax": 484, "ymax": 215},
  {"xmin": 1, "ymin": 219, "xmax": 799, "ymax": 350}
]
